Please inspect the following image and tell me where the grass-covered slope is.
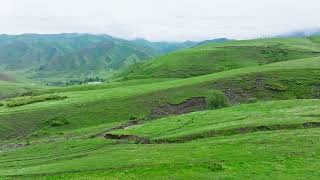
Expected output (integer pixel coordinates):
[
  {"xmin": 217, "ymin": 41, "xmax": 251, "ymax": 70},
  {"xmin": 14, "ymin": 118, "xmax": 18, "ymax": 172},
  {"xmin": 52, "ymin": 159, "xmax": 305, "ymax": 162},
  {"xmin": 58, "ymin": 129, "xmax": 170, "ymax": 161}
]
[
  {"xmin": 111, "ymin": 100, "xmax": 320, "ymax": 142},
  {"xmin": 1, "ymin": 37, "xmax": 320, "ymax": 179},
  {"xmin": 0, "ymin": 34, "xmax": 194, "ymax": 84},
  {"xmin": 0, "ymin": 57, "xmax": 319, "ymax": 141},
  {"xmin": 122, "ymin": 37, "xmax": 320, "ymax": 79},
  {"xmin": 0, "ymin": 100, "xmax": 320, "ymax": 179},
  {"xmin": 0, "ymin": 72, "xmax": 42, "ymax": 99}
]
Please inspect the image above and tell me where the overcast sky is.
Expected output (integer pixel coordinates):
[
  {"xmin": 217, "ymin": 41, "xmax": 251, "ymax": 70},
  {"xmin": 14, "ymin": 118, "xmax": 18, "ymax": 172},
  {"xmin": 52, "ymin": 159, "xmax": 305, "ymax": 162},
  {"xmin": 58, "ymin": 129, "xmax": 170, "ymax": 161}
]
[{"xmin": 1, "ymin": 0, "xmax": 320, "ymax": 41}]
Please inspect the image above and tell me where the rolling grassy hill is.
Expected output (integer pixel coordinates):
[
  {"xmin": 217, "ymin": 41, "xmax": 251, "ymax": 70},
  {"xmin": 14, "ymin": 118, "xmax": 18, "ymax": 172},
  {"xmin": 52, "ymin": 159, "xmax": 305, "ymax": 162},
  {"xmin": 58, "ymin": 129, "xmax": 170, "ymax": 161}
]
[
  {"xmin": 111, "ymin": 100, "xmax": 320, "ymax": 142},
  {"xmin": 0, "ymin": 34, "xmax": 196, "ymax": 84},
  {"xmin": 0, "ymin": 56, "xmax": 319, "ymax": 141},
  {"xmin": 121, "ymin": 36, "xmax": 320, "ymax": 79},
  {"xmin": 0, "ymin": 36, "xmax": 320, "ymax": 179},
  {"xmin": 0, "ymin": 99, "xmax": 319, "ymax": 179}
]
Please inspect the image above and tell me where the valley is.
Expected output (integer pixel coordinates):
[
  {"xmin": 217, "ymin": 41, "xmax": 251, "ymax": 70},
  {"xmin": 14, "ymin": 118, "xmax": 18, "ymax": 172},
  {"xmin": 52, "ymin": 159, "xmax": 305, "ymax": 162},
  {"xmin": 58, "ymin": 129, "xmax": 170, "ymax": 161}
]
[{"xmin": 0, "ymin": 36, "xmax": 320, "ymax": 179}]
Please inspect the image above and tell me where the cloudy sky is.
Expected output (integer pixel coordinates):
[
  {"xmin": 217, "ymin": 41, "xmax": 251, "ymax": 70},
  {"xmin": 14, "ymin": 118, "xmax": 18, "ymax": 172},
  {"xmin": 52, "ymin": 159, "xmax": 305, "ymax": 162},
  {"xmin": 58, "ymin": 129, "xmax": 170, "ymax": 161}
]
[{"xmin": 1, "ymin": 0, "xmax": 320, "ymax": 41}]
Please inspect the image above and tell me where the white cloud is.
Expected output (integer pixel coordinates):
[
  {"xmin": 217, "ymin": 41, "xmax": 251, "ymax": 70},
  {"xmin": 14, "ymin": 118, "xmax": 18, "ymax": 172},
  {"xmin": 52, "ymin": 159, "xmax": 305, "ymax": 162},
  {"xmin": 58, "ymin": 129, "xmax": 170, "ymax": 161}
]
[{"xmin": 0, "ymin": 0, "xmax": 319, "ymax": 41}]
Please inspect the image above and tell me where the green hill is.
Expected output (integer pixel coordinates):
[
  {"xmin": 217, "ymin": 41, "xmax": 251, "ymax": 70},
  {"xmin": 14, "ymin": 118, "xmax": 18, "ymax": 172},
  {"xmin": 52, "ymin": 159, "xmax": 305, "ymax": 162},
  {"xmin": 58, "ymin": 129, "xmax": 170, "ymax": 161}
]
[
  {"xmin": 111, "ymin": 99, "xmax": 320, "ymax": 142},
  {"xmin": 1, "ymin": 37, "xmax": 320, "ymax": 179},
  {"xmin": 0, "ymin": 34, "xmax": 195, "ymax": 84},
  {"xmin": 0, "ymin": 99, "xmax": 319, "ymax": 179},
  {"xmin": 121, "ymin": 37, "xmax": 320, "ymax": 79},
  {"xmin": 0, "ymin": 56, "xmax": 319, "ymax": 140}
]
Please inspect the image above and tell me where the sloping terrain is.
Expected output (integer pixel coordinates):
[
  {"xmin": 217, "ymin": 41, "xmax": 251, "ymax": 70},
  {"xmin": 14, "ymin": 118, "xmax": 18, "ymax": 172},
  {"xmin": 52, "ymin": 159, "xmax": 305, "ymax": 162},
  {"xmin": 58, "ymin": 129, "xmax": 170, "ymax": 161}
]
[
  {"xmin": 0, "ymin": 57, "xmax": 319, "ymax": 141},
  {"xmin": 0, "ymin": 34, "xmax": 195, "ymax": 84},
  {"xmin": 0, "ymin": 37, "xmax": 320, "ymax": 179},
  {"xmin": 0, "ymin": 73, "xmax": 42, "ymax": 99},
  {"xmin": 121, "ymin": 37, "xmax": 320, "ymax": 79},
  {"xmin": 110, "ymin": 100, "xmax": 320, "ymax": 142},
  {"xmin": 0, "ymin": 100, "xmax": 320, "ymax": 179}
]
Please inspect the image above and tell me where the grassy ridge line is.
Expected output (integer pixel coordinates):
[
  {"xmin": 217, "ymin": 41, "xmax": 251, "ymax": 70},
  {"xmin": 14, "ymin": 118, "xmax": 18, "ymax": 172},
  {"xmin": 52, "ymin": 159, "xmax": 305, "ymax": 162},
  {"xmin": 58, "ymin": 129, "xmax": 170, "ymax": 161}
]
[
  {"xmin": 1, "ymin": 56, "xmax": 320, "ymax": 114},
  {"xmin": 33, "ymin": 78, "xmax": 178, "ymax": 95},
  {"xmin": 122, "ymin": 37, "xmax": 320, "ymax": 79},
  {"xmin": 194, "ymin": 37, "xmax": 320, "ymax": 51}
]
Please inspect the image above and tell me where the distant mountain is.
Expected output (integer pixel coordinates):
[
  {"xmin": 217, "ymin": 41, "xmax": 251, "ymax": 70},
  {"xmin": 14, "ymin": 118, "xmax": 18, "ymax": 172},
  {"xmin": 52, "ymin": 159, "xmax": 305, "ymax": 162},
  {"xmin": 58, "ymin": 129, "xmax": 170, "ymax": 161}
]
[
  {"xmin": 276, "ymin": 29, "xmax": 320, "ymax": 38},
  {"xmin": 196, "ymin": 38, "xmax": 232, "ymax": 46},
  {"xmin": 131, "ymin": 38, "xmax": 198, "ymax": 54},
  {"xmin": 0, "ymin": 34, "xmax": 195, "ymax": 84}
]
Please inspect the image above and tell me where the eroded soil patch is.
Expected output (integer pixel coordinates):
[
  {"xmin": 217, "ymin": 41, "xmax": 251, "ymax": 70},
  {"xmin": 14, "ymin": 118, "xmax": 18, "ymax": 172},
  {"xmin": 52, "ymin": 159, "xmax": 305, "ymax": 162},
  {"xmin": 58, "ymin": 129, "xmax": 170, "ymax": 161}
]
[{"xmin": 148, "ymin": 97, "xmax": 207, "ymax": 119}]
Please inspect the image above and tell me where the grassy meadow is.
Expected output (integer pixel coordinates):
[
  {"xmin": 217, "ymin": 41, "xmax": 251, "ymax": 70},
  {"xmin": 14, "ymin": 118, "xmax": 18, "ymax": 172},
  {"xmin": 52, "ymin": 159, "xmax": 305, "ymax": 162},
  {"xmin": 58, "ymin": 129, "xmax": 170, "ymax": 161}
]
[{"xmin": 0, "ymin": 36, "xmax": 320, "ymax": 179}]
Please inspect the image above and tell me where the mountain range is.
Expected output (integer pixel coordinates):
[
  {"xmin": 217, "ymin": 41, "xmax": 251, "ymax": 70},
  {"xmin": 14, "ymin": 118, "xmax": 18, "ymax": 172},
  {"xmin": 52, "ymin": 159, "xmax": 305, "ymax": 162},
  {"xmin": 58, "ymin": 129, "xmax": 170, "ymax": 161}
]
[{"xmin": 0, "ymin": 33, "xmax": 199, "ymax": 84}]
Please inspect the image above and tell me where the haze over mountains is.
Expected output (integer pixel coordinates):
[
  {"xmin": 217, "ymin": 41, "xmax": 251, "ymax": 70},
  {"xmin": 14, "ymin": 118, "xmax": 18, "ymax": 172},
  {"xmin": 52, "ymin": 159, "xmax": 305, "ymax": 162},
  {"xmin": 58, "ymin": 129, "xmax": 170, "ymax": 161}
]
[
  {"xmin": 0, "ymin": 33, "xmax": 201, "ymax": 84},
  {"xmin": 1, "ymin": 29, "xmax": 319, "ymax": 85},
  {"xmin": 276, "ymin": 29, "xmax": 320, "ymax": 38},
  {"xmin": 1, "ymin": 0, "xmax": 320, "ymax": 178}
]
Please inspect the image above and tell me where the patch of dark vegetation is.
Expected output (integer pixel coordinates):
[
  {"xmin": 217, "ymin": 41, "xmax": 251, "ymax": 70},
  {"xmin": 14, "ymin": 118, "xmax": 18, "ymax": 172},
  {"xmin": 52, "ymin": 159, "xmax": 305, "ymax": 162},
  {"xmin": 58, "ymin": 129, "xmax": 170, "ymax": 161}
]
[
  {"xmin": 314, "ymin": 84, "xmax": 320, "ymax": 98},
  {"xmin": 265, "ymin": 81, "xmax": 288, "ymax": 91},
  {"xmin": 46, "ymin": 117, "xmax": 70, "ymax": 127},
  {"xmin": 202, "ymin": 162, "xmax": 224, "ymax": 172},
  {"xmin": 105, "ymin": 122, "xmax": 320, "ymax": 144},
  {"xmin": 0, "ymin": 102, "xmax": 3, "ymax": 106},
  {"xmin": 212, "ymin": 69, "xmax": 320, "ymax": 104},
  {"xmin": 206, "ymin": 90, "xmax": 230, "ymax": 109},
  {"xmin": 148, "ymin": 97, "xmax": 207, "ymax": 119},
  {"xmin": 6, "ymin": 94, "xmax": 68, "ymax": 107}
]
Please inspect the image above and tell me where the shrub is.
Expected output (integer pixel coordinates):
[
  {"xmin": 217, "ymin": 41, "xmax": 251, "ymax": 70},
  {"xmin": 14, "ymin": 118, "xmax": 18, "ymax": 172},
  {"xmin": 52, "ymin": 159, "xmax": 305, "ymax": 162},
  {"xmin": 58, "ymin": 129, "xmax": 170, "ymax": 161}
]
[
  {"xmin": 130, "ymin": 116, "xmax": 137, "ymax": 120},
  {"xmin": 6, "ymin": 94, "xmax": 68, "ymax": 107},
  {"xmin": 26, "ymin": 139, "xmax": 31, "ymax": 145},
  {"xmin": 206, "ymin": 162, "xmax": 224, "ymax": 172},
  {"xmin": 47, "ymin": 117, "xmax": 70, "ymax": 127},
  {"xmin": 265, "ymin": 81, "xmax": 287, "ymax": 91},
  {"xmin": 206, "ymin": 90, "xmax": 229, "ymax": 110},
  {"xmin": 0, "ymin": 102, "xmax": 3, "ymax": 106}
]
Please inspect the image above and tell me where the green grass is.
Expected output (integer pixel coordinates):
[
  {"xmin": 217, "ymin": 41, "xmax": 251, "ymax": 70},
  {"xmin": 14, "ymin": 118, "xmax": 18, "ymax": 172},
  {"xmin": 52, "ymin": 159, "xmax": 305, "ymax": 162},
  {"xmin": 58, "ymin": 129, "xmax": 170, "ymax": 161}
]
[
  {"xmin": 32, "ymin": 78, "xmax": 178, "ymax": 95},
  {"xmin": 0, "ymin": 34, "xmax": 195, "ymax": 84},
  {"xmin": 0, "ymin": 73, "xmax": 43, "ymax": 99},
  {"xmin": 0, "ymin": 100, "xmax": 320, "ymax": 179},
  {"xmin": 0, "ymin": 57, "xmax": 319, "ymax": 141},
  {"xmin": 121, "ymin": 36, "xmax": 320, "ymax": 79},
  {"xmin": 1, "ymin": 37, "xmax": 320, "ymax": 179},
  {"xmin": 112, "ymin": 99, "xmax": 320, "ymax": 140}
]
